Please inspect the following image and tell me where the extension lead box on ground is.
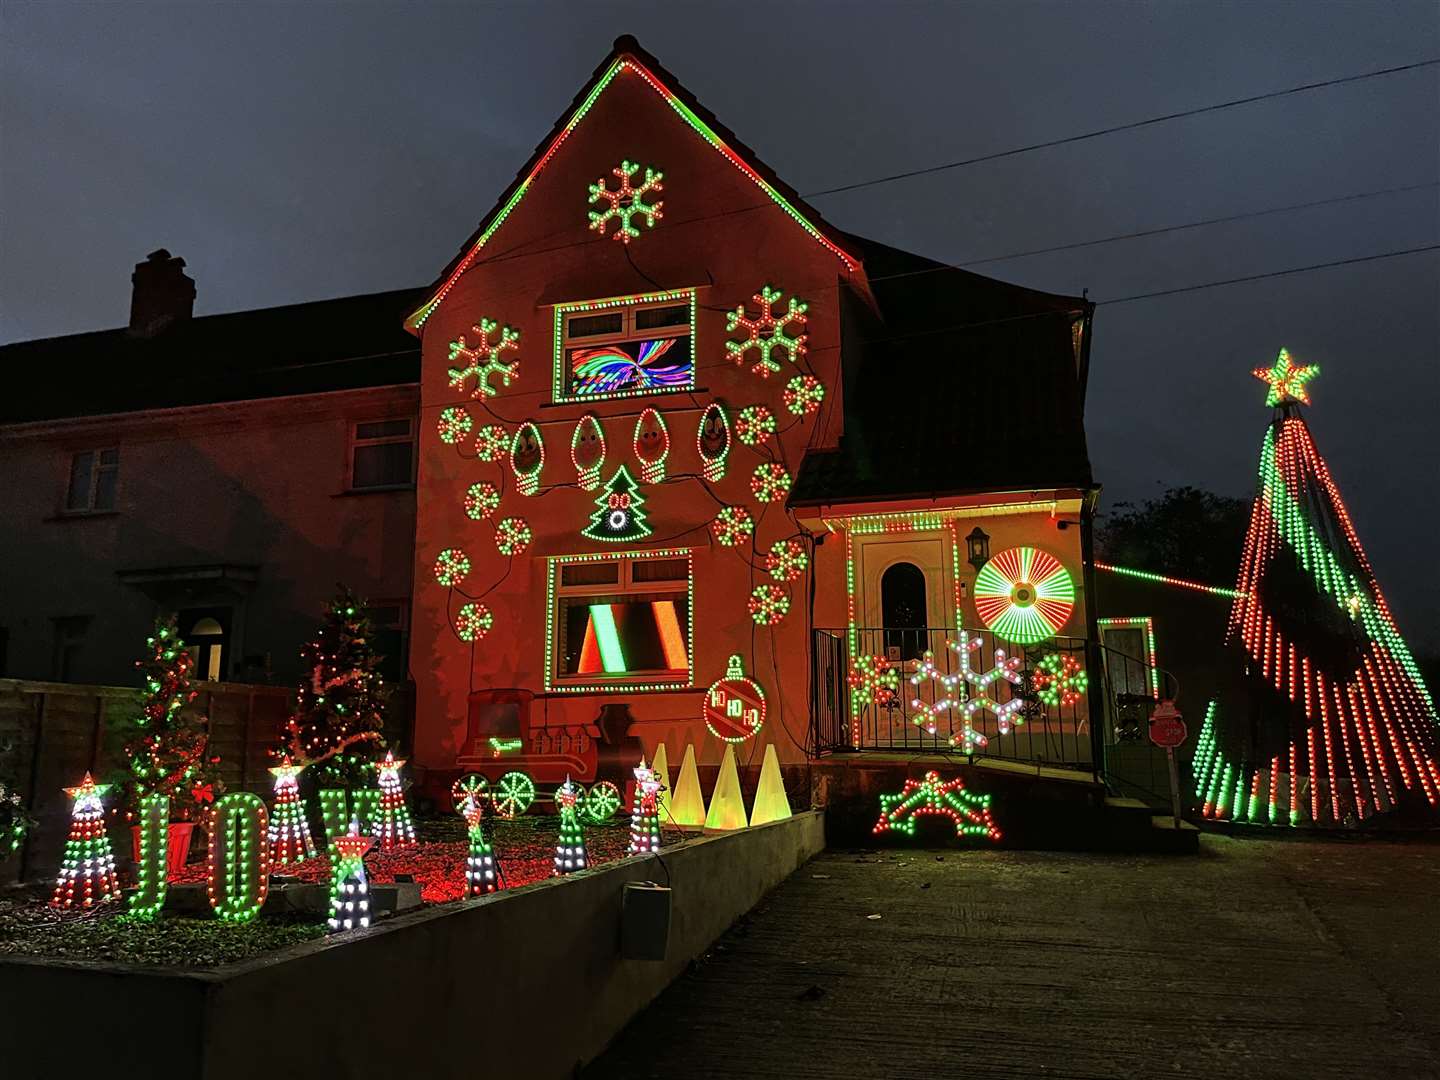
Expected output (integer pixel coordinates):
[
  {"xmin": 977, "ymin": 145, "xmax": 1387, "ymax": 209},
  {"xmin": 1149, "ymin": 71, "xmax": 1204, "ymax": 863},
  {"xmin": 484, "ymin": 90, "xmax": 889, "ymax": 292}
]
[{"xmin": 621, "ymin": 880, "xmax": 671, "ymax": 961}]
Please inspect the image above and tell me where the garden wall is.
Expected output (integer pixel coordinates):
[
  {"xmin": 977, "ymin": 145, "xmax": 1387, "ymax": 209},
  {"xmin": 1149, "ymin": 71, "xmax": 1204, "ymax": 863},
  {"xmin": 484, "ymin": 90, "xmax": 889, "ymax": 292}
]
[
  {"xmin": 0, "ymin": 810, "xmax": 825, "ymax": 1080},
  {"xmin": 0, "ymin": 678, "xmax": 411, "ymax": 883}
]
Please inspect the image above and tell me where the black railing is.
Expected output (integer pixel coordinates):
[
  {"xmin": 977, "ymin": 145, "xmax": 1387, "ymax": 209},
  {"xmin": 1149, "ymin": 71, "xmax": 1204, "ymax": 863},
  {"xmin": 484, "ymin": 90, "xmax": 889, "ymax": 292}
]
[{"xmin": 812, "ymin": 626, "xmax": 1095, "ymax": 768}]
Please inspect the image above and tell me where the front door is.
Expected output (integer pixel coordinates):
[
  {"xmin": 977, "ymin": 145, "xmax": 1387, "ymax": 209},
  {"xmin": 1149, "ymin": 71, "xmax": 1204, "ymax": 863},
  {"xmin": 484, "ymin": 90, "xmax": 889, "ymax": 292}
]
[{"xmin": 855, "ymin": 535, "xmax": 953, "ymax": 660}]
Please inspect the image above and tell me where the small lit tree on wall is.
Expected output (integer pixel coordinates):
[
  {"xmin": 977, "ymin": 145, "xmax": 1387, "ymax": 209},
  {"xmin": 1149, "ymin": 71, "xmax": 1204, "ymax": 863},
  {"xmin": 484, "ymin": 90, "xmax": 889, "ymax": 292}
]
[{"xmin": 279, "ymin": 588, "xmax": 390, "ymax": 788}]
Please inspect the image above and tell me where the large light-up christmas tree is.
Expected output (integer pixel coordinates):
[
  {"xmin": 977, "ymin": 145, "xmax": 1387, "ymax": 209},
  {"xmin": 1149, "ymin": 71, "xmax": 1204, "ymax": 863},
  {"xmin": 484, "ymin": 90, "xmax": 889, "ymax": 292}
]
[
  {"xmin": 1192, "ymin": 351, "xmax": 1440, "ymax": 826},
  {"xmin": 280, "ymin": 589, "xmax": 389, "ymax": 788}
]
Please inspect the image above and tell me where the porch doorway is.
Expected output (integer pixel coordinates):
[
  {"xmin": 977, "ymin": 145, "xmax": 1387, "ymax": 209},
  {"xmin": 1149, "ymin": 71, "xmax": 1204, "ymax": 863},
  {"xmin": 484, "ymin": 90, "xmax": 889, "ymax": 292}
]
[
  {"xmin": 880, "ymin": 562, "xmax": 927, "ymax": 661},
  {"xmin": 856, "ymin": 535, "xmax": 954, "ymax": 658}
]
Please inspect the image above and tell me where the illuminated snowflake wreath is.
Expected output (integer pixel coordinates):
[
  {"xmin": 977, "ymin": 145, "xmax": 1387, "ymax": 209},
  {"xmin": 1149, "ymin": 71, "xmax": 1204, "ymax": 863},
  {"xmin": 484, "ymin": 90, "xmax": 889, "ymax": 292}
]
[
  {"xmin": 711, "ymin": 506, "xmax": 754, "ymax": 547},
  {"xmin": 783, "ymin": 374, "xmax": 824, "ymax": 416},
  {"xmin": 434, "ymin": 548, "xmax": 470, "ymax": 587},
  {"xmin": 750, "ymin": 463, "xmax": 791, "ymax": 503},
  {"xmin": 455, "ymin": 603, "xmax": 493, "ymax": 643},
  {"xmin": 748, "ymin": 585, "xmax": 790, "ymax": 626},
  {"xmin": 734, "ymin": 405, "xmax": 776, "ymax": 447},
  {"xmin": 848, "ymin": 655, "xmax": 899, "ymax": 706},
  {"xmin": 474, "ymin": 425, "xmax": 509, "ymax": 462},
  {"xmin": 1034, "ymin": 652, "xmax": 1088, "ymax": 707},
  {"xmin": 495, "ymin": 518, "xmax": 532, "ymax": 557},
  {"xmin": 766, "ymin": 539, "xmax": 808, "ymax": 582},
  {"xmin": 464, "ymin": 482, "xmax": 500, "ymax": 521},
  {"xmin": 437, "ymin": 407, "xmax": 473, "ymax": 445}
]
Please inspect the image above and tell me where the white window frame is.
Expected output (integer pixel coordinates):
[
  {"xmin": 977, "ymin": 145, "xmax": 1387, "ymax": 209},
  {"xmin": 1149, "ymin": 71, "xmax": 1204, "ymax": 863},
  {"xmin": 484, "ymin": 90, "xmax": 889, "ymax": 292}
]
[
  {"xmin": 545, "ymin": 549, "xmax": 694, "ymax": 692},
  {"xmin": 64, "ymin": 447, "xmax": 120, "ymax": 514},
  {"xmin": 349, "ymin": 417, "xmax": 416, "ymax": 491},
  {"xmin": 551, "ymin": 289, "xmax": 697, "ymax": 403}
]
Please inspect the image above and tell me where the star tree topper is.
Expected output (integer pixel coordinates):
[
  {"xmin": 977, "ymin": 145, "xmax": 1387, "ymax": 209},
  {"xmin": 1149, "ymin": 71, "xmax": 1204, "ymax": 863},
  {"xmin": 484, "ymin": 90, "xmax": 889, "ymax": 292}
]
[{"xmin": 1253, "ymin": 347, "xmax": 1319, "ymax": 407}]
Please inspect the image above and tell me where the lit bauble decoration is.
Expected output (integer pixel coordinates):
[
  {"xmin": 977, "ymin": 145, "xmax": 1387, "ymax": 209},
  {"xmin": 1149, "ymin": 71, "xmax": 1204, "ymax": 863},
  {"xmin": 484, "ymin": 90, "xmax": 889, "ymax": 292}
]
[
  {"xmin": 973, "ymin": 546, "xmax": 1075, "ymax": 644},
  {"xmin": 703, "ymin": 655, "xmax": 767, "ymax": 744}
]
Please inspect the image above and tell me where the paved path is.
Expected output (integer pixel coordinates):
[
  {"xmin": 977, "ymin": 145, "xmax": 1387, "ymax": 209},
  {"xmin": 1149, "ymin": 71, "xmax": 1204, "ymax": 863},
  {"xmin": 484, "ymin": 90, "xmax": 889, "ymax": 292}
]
[{"xmin": 587, "ymin": 835, "xmax": 1440, "ymax": 1079}]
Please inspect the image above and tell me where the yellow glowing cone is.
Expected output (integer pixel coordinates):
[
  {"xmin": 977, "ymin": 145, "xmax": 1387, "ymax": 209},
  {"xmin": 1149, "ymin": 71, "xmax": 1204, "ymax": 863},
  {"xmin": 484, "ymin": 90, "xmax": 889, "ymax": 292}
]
[
  {"xmin": 669, "ymin": 744, "xmax": 707, "ymax": 827},
  {"xmin": 705, "ymin": 744, "xmax": 748, "ymax": 830},
  {"xmin": 652, "ymin": 741, "xmax": 672, "ymax": 823},
  {"xmin": 749, "ymin": 744, "xmax": 792, "ymax": 826}
]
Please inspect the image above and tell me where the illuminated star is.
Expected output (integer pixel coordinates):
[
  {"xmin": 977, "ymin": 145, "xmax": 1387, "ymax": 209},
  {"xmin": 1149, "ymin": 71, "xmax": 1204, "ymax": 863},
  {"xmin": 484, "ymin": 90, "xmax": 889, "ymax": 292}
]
[{"xmin": 1253, "ymin": 348, "xmax": 1319, "ymax": 407}]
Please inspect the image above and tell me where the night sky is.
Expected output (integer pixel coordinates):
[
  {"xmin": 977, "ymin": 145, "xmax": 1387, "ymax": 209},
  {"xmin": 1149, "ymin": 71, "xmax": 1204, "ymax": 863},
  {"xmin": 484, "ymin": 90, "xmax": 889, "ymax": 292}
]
[{"xmin": 3, "ymin": 2, "xmax": 1437, "ymax": 646}]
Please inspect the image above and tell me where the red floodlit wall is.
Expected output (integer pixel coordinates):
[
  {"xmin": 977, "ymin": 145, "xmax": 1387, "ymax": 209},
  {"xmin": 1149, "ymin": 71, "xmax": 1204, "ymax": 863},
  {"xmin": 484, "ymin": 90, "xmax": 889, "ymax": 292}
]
[{"xmin": 410, "ymin": 66, "xmax": 866, "ymax": 776}]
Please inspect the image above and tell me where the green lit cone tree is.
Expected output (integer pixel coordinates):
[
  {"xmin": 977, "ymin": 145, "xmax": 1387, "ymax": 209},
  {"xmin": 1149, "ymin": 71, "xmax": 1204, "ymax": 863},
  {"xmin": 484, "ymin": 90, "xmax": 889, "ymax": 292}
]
[{"xmin": 280, "ymin": 588, "xmax": 390, "ymax": 788}]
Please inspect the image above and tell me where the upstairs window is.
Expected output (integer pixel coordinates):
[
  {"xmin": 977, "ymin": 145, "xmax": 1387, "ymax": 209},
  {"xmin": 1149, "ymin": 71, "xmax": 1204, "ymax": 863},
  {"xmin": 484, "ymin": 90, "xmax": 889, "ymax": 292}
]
[
  {"xmin": 351, "ymin": 418, "xmax": 415, "ymax": 490},
  {"xmin": 65, "ymin": 448, "xmax": 119, "ymax": 512},
  {"xmin": 553, "ymin": 289, "xmax": 696, "ymax": 402}
]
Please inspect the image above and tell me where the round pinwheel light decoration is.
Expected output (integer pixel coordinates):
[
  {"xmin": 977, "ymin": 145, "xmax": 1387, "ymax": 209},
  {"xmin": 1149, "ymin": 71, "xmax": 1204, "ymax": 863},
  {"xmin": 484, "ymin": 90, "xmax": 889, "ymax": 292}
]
[{"xmin": 972, "ymin": 546, "xmax": 1074, "ymax": 644}]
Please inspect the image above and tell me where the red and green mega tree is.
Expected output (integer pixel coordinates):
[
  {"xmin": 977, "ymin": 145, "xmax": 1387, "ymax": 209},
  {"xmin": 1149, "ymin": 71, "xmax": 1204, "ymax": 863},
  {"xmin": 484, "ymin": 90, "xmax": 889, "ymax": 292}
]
[
  {"xmin": 117, "ymin": 618, "xmax": 224, "ymax": 823},
  {"xmin": 1192, "ymin": 351, "xmax": 1440, "ymax": 827},
  {"xmin": 280, "ymin": 588, "xmax": 390, "ymax": 788}
]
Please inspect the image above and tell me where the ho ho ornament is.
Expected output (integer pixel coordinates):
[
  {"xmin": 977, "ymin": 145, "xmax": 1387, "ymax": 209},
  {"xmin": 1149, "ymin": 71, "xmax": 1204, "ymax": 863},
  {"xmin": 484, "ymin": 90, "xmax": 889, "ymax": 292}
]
[{"xmin": 703, "ymin": 655, "xmax": 767, "ymax": 744}]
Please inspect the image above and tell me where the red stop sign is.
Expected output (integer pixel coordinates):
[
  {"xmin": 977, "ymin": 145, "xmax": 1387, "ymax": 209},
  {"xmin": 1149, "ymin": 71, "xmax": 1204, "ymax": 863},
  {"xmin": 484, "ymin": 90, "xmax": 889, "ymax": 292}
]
[{"xmin": 1148, "ymin": 700, "xmax": 1186, "ymax": 748}]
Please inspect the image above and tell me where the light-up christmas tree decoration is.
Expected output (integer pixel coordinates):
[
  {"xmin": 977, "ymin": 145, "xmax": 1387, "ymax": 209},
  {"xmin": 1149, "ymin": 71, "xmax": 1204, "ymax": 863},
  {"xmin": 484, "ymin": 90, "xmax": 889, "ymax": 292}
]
[
  {"xmin": 748, "ymin": 584, "xmax": 790, "ymax": 626},
  {"xmin": 495, "ymin": 517, "xmax": 533, "ymax": 556},
  {"xmin": 669, "ymin": 744, "xmax": 708, "ymax": 827},
  {"xmin": 588, "ymin": 160, "xmax": 664, "ymax": 242},
  {"xmin": 704, "ymin": 744, "xmax": 749, "ymax": 830},
  {"xmin": 1034, "ymin": 653, "xmax": 1088, "ymax": 707},
  {"xmin": 973, "ymin": 547, "xmax": 1075, "ymax": 644},
  {"xmin": 553, "ymin": 778, "xmax": 588, "ymax": 875},
  {"xmin": 455, "ymin": 603, "xmax": 494, "ymax": 643},
  {"xmin": 1192, "ymin": 354, "xmax": 1440, "ymax": 827},
  {"xmin": 327, "ymin": 822, "xmax": 374, "ymax": 932},
  {"xmin": 582, "ymin": 465, "xmax": 651, "ymax": 542},
  {"xmin": 447, "ymin": 318, "xmax": 520, "ymax": 398},
  {"xmin": 280, "ymin": 589, "xmax": 389, "ymax": 789},
  {"xmin": 435, "ymin": 549, "xmax": 470, "ymax": 586},
  {"xmin": 438, "ymin": 406, "xmax": 473, "ymax": 444},
  {"xmin": 453, "ymin": 775, "xmax": 501, "ymax": 896},
  {"xmin": 749, "ymin": 744, "xmax": 792, "ymax": 826},
  {"xmin": 734, "ymin": 405, "xmax": 776, "ymax": 446},
  {"xmin": 373, "ymin": 750, "xmax": 416, "ymax": 852},
  {"xmin": 783, "ymin": 374, "xmax": 824, "ymax": 416},
  {"xmin": 464, "ymin": 482, "xmax": 500, "ymax": 521},
  {"xmin": 873, "ymin": 771, "xmax": 1001, "ymax": 842},
  {"xmin": 750, "ymin": 462, "xmax": 791, "ymax": 503},
  {"xmin": 628, "ymin": 758, "xmax": 663, "ymax": 854},
  {"xmin": 696, "ymin": 402, "xmax": 731, "ymax": 481},
  {"xmin": 267, "ymin": 758, "xmax": 316, "ymax": 865},
  {"xmin": 725, "ymin": 286, "xmax": 808, "ymax": 377},
  {"xmin": 50, "ymin": 773, "xmax": 119, "ymax": 909},
  {"xmin": 475, "ymin": 424, "xmax": 509, "ymax": 461},
  {"xmin": 118, "ymin": 617, "xmax": 223, "ymax": 830},
  {"xmin": 766, "ymin": 539, "xmax": 807, "ymax": 582},
  {"xmin": 712, "ymin": 506, "xmax": 754, "ymax": 547}
]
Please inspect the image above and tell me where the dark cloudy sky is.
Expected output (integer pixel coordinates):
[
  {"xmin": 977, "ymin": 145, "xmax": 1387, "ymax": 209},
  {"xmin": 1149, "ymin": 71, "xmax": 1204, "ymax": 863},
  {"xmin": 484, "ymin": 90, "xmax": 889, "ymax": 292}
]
[{"xmin": 3, "ymin": 2, "xmax": 1437, "ymax": 645}]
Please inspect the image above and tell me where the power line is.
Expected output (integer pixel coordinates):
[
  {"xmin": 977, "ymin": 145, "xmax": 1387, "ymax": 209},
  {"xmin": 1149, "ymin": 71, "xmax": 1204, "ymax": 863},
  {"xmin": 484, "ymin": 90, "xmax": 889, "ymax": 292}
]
[{"xmin": 804, "ymin": 58, "xmax": 1440, "ymax": 198}]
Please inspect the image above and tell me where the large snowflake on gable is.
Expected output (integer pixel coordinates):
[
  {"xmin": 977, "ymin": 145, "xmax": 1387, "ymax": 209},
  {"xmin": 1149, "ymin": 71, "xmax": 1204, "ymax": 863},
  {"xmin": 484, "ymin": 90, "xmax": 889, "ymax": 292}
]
[
  {"xmin": 448, "ymin": 319, "xmax": 520, "ymax": 398},
  {"xmin": 588, "ymin": 160, "xmax": 664, "ymax": 243},
  {"xmin": 725, "ymin": 285, "xmax": 808, "ymax": 378}
]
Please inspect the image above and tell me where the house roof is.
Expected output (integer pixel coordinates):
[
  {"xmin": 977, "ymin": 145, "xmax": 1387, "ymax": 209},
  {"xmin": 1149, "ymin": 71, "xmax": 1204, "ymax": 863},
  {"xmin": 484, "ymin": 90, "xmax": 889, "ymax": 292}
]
[
  {"xmin": 404, "ymin": 35, "xmax": 858, "ymax": 334},
  {"xmin": 0, "ymin": 288, "xmax": 423, "ymax": 424},
  {"xmin": 788, "ymin": 235, "xmax": 1094, "ymax": 506}
]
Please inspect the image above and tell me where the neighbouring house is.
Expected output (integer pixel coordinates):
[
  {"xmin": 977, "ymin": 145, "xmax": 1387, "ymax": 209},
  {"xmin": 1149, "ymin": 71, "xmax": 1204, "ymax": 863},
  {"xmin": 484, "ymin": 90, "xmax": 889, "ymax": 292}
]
[{"xmin": 403, "ymin": 37, "xmax": 1102, "ymax": 795}]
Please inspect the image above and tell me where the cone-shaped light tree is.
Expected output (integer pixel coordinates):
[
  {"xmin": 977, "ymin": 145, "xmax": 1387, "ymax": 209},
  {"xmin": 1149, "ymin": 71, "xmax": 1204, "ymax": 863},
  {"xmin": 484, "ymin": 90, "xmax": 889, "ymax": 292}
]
[{"xmin": 1192, "ymin": 351, "xmax": 1440, "ymax": 826}]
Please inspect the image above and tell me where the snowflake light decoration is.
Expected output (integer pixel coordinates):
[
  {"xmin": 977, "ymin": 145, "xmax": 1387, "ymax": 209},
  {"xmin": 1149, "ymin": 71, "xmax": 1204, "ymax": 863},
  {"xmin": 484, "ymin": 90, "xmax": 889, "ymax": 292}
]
[
  {"xmin": 748, "ymin": 585, "xmax": 790, "ymax": 626},
  {"xmin": 1034, "ymin": 652, "xmax": 1088, "ymax": 707},
  {"xmin": 955, "ymin": 631, "xmax": 1024, "ymax": 734},
  {"xmin": 750, "ymin": 462, "xmax": 791, "ymax": 503},
  {"xmin": 434, "ymin": 548, "xmax": 470, "ymax": 587},
  {"xmin": 464, "ymin": 482, "xmax": 500, "ymax": 521},
  {"xmin": 848, "ymin": 655, "xmax": 899, "ymax": 707},
  {"xmin": 908, "ymin": 649, "xmax": 959, "ymax": 734},
  {"xmin": 735, "ymin": 405, "xmax": 776, "ymax": 446},
  {"xmin": 495, "ymin": 517, "xmax": 532, "ymax": 557},
  {"xmin": 587, "ymin": 160, "xmax": 664, "ymax": 243},
  {"xmin": 437, "ymin": 407, "xmax": 473, "ymax": 445},
  {"xmin": 725, "ymin": 285, "xmax": 808, "ymax": 378},
  {"xmin": 475, "ymin": 424, "xmax": 509, "ymax": 462},
  {"xmin": 766, "ymin": 539, "xmax": 807, "ymax": 582},
  {"xmin": 456, "ymin": 603, "xmax": 493, "ymax": 643},
  {"xmin": 447, "ymin": 319, "xmax": 520, "ymax": 399},
  {"xmin": 783, "ymin": 374, "xmax": 825, "ymax": 416},
  {"xmin": 711, "ymin": 506, "xmax": 754, "ymax": 547}
]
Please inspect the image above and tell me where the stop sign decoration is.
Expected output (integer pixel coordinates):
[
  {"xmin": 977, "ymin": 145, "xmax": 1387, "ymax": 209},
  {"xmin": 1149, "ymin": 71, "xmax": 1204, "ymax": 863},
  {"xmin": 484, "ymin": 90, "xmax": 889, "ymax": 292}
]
[
  {"xmin": 1148, "ymin": 700, "xmax": 1186, "ymax": 748},
  {"xmin": 703, "ymin": 655, "xmax": 766, "ymax": 744}
]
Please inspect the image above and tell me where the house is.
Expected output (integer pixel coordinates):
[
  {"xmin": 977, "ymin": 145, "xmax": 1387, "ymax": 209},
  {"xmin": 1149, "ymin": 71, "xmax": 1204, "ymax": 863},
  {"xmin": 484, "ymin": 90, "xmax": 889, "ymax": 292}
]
[{"xmin": 404, "ymin": 37, "xmax": 1100, "ymax": 793}]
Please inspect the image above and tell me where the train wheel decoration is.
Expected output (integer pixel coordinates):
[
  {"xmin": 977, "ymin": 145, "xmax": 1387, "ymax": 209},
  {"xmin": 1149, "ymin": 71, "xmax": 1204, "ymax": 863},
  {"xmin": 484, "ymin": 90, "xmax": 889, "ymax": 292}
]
[
  {"xmin": 973, "ymin": 546, "xmax": 1075, "ymax": 644},
  {"xmin": 492, "ymin": 771, "xmax": 537, "ymax": 818},
  {"xmin": 703, "ymin": 654, "xmax": 767, "ymax": 744},
  {"xmin": 581, "ymin": 780, "xmax": 622, "ymax": 823},
  {"xmin": 451, "ymin": 774, "xmax": 490, "ymax": 813}
]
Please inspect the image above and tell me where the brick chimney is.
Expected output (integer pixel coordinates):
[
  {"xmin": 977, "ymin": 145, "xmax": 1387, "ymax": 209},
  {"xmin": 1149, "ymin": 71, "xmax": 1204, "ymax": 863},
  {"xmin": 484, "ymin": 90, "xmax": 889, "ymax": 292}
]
[{"xmin": 128, "ymin": 249, "xmax": 195, "ymax": 336}]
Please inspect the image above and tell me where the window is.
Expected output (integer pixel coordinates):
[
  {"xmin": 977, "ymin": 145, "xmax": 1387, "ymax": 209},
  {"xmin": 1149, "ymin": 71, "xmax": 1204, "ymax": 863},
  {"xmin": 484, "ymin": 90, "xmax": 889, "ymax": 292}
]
[
  {"xmin": 881, "ymin": 561, "xmax": 928, "ymax": 661},
  {"xmin": 546, "ymin": 551, "xmax": 693, "ymax": 691},
  {"xmin": 1098, "ymin": 617, "xmax": 1160, "ymax": 700},
  {"xmin": 366, "ymin": 601, "xmax": 409, "ymax": 682},
  {"xmin": 65, "ymin": 448, "xmax": 119, "ymax": 512},
  {"xmin": 180, "ymin": 609, "xmax": 230, "ymax": 682},
  {"xmin": 51, "ymin": 616, "xmax": 90, "ymax": 681},
  {"xmin": 350, "ymin": 418, "xmax": 415, "ymax": 490},
  {"xmin": 553, "ymin": 290, "xmax": 696, "ymax": 401}
]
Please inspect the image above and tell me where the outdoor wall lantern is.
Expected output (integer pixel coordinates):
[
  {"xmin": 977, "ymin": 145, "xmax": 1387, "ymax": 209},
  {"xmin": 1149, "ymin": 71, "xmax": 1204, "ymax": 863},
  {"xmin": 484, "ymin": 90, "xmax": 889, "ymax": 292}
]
[{"xmin": 965, "ymin": 527, "xmax": 991, "ymax": 570}]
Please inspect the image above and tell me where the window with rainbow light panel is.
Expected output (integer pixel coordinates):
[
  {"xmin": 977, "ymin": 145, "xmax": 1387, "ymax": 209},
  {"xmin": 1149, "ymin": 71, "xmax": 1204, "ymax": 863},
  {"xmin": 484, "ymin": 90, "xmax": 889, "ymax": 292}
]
[
  {"xmin": 553, "ymin": 290, "xmax": 696, "ymax": 402},
  {"xmin": 554, "ymin": 555, "xmax": 690, "ymax": 680}
]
